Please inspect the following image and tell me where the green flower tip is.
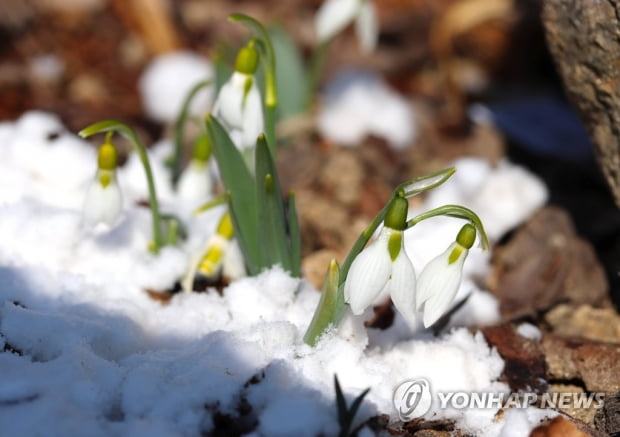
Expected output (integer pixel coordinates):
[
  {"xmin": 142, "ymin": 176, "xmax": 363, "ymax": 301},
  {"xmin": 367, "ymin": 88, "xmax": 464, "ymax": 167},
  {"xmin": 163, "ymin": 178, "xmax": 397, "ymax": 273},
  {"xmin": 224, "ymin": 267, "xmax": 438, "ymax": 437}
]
[
  {"xmin": 384, "ymin": 196, "xmax": 408, "ymax": 231},
  {"xmin": 99, "ymin": 171, "xmax": 112, "ymax": 188},
  {"xmin": 387, "ymin": 232, "xmax": 402, "ymax": 261},
  {"xmin": 193, "ymin": 135, "xmax": 212, "ymax": 163},
  {"xmin": 216, "ymin": 212, "xmax": 235, "ymax": 240},
  {"xmin": 456, "ymin": 223, "xmax": 476, "ymax": 249},
  {"xmin": 98, "ymin": 142, "xmax": 118, "ymax": 171},
  {"xmin": 235, "ymin": 41, "xmax": 259, "ymax": 75}
]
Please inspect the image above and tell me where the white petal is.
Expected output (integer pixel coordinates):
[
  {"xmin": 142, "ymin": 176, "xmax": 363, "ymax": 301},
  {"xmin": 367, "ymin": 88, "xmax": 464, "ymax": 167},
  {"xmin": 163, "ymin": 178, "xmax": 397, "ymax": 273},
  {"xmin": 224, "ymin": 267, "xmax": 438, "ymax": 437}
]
[
  {"xmin": 212, "ymin": 72, "xmax": 246, "ymax": 129},
  {"xmin": 177, "ymin": 160, "xmax": 213, "ymax": 202},
  {"xmin": 240, "ymin": 83, "xmax": 264, "ymax": 150},
  {"xmin": 355, "ymin": 0, "xmax": 378, "ymax": 53},
  {"xmin": 344, "ymin": 228, "xmax": 392, "ymax": 314},
  {"xmin": 82, "ymin": 173, "xmax": 122, "ymax": 227},
  {"xmin": 316, "ymin": 0, "xmax": 360, "ymax": 43},
  {"xmin": 416, "ymin": 243, "xmax": 467, "ymax": 327},
  {"xmin": 223, "ymin": 239, "xmax": 247, "ymax": 281},
  {"xmin": 389, "ymin": 247, "xmax": 417, "ymax": 324}
]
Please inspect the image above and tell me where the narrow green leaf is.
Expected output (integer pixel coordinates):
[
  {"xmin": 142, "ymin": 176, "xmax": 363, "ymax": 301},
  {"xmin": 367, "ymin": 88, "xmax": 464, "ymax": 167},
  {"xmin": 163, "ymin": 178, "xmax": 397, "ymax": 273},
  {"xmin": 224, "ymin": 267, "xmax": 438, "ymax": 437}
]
[
  {"xmin": 255, "ymin": 134, "xmax": 290, "ymax": 271},
  {"xmin": 304, "ymin": 260, "xmax": 341, "ymax": 346},
  {"xmin": 193, "ymin": 193, "xmax": 229, "ymax": 215},
  {"xmin": 205, "ymin": 114, "xmax": 260, "ymax": 268},
  {"xmin": 287, "ymin": 191, "xmax": 301, "ymax": 277},
  {"xmin": 347, "ymin": 387, "xmax": 370, "ymax": 431},
  {"xmin": 398, "ymin": 167, "xmax": 456, "ymax": 198},
  {"xmin": 334, "ymin": 375, "xmax": 348, "ymax": 431},
  {"xmin": 227, "ymin": 197, "xmax": 258, "ymax": 276},
  {"xmin": 269, "ymin": 26, "xmax": 306, "ymax": 120}
]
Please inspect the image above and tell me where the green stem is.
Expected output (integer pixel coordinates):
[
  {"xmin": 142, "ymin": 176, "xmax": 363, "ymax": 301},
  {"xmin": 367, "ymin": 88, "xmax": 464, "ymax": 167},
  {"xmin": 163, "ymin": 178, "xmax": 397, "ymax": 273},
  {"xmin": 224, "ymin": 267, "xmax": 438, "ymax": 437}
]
[
  {"xmin": 265, "ymin": 102, "xmax": 277, "ymax": 154},
  {"xmin": 406, "ymin": 204, "xmax": 490, "ymax": 250},
  {"xmin": 172, "ymin": 80, "xmax": 212, "ymax": 186},
  {"xmin": 166, "ymin": 218, "xmax": 179, "ymax": 246},
  {"xmin": 306, "ymin": 40, "xmax": 329, "ymax": 109},
  {"xmin": 79, "ymin": 120, "xmax": 164, "ymax": 253}
]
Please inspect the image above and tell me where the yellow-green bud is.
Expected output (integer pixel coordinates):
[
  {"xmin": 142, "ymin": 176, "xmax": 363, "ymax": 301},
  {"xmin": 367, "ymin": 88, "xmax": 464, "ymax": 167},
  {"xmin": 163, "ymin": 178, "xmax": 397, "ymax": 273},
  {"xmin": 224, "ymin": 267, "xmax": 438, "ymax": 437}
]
[
  {"xmin": 192, "ymin": 135, "xmax": 212, "ymax": 163},
  {"xmin": 235, "ymin": 42, "xmax": 259, "ymax": 75},
  {"xmin": 98, "ymin": 142, "xmax": 118, "ymax": 171},
  {"xmin": 456, "ymin": 223, "xmax": 476, "ymax": 249},
  {"xmin": 384, "ymin": 196, "xmax": 408, "ymax": 231}
]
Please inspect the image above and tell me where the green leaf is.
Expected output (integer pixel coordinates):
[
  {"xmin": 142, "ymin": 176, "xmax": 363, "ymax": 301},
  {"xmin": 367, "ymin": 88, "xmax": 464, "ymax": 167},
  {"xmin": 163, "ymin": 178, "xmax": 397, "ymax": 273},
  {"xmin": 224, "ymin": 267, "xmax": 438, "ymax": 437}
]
[
  {"xmin": 227, "ymin": 199, "xmax": 258, "ymax": 275},
  {"xmin": 269, "ymin": 26, "xmax": 306, "ymax": 120},
  {"xmin": 334, "ymin": 374, "xmax": 370, "ymax": 437},
  {"xmin": 347, "ymin": 387, "xmax": 370, "ymax": 431},
  {"xmin": 303, "ymin": 260, "xmax": 341, "ymax": 346},
  {"xmin": 255, "ymin": 134, "xmax": 290, "ymax": 271},
  {"xmin": 397, "ymin": 167, "xmax": 456, "ymax": 198},
  {"xmin": 193, "ymin": 193, "xmax": 229, "ymax": 215},
  {"xmin": 287, "ymin": 191, "xmax": 301, "ymax": 277},
  {"xmin": 205, "ymin": 115, "xmax": 260, "ymax": 270},
  {"xmin": 334, "ymin": 375, "xmax": 347, "ymax": 430}
]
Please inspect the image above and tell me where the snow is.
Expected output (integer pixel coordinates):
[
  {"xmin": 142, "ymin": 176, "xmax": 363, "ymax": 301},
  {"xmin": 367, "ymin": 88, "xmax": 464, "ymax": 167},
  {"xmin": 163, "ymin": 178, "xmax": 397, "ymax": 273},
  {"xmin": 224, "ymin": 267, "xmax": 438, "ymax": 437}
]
[
  {"xmin": 318, "ymin": 70, "xmax": 417, "ymax": 149},
  {"xmin": 0, "ymin": 110, "xmax": 556, "ymax": 436},
  {"xmin": 516, "ymin": 323, "xmax": 543, "ymax": 341},
  {"xmin": 139, "ymin": 51, "xmax": 215, "ymax": 123}
]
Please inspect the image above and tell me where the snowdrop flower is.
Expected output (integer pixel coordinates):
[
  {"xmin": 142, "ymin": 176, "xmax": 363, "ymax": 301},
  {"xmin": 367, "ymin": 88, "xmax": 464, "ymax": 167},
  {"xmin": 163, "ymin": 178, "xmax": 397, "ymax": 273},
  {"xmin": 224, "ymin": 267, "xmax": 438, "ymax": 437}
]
[
  {"xmin": 177, "ymin": 134, "xmax": 213, "ymax": 203},
  {"xmin": 182, "ymin": 211, "xmax": 246, "ymax": 292},
  {"xmin": 344, "ymin": 196, "xmax": 417, "ymax": 321},
  {"xmin": 82, "ymin": 141, "xmax": 122, "ymax": 227},
  {"xmin": 416, "ymin": 223, "xmax": 476, "ymax": 327},
  {"xmin": 212, "ymin": 41, "xmax": 264, "ymax": 152},
  {"xmin": 316, "ymin": 0, "xmax": 378, "ymax": 53}
]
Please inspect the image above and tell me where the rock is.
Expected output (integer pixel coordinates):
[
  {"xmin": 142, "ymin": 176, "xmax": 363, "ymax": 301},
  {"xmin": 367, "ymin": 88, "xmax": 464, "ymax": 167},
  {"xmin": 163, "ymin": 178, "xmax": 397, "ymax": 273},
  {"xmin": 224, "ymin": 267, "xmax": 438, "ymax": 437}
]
[
  {"xmin": 481, "ymin": 323, "xmax": 548, "ymax": 392},
  {"xmin": 489, "ymin": 207, "xmax": 608, "ymax": 319},
  {"xmin": 594, "ymin": 392, "xmax": 620, "ymax": 436},
  {"xmin": 529, "ymin": 416, "xmax": 598, "ymax": 437},
  {"xmin": 545, "ymin": 304, "xmax": 620, "ymax": 344},
  {"xmin": 549, "ymin": 384, "xmax": 597, "ymax": 425},
  {"xmin": 542, "ymin": 334, "xmax": 620, "ymax": 393}
]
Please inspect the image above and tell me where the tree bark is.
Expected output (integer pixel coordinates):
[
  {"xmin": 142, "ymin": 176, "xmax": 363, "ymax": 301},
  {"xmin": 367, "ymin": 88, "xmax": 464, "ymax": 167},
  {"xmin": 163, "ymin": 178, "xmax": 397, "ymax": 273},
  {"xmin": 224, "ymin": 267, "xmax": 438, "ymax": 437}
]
[{"xmin": 542, "ymin": 0, "xmax": 620, "ymax": 207}]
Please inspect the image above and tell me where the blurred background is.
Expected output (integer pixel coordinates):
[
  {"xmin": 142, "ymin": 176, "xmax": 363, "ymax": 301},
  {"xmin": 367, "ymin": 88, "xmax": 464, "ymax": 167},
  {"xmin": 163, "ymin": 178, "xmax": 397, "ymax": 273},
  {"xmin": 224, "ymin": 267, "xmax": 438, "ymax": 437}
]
[{"xmin": 1, "ymin": 0, "xmax": 618, "ymax": 306}]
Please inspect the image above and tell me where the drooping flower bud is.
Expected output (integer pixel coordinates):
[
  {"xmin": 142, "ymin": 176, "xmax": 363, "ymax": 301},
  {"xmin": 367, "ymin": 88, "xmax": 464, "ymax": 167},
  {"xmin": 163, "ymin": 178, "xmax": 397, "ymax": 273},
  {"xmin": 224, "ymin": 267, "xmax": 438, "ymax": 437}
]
[{"xmin": 83, "ymin": 142, "xmax": 122, "ymax": 227}]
